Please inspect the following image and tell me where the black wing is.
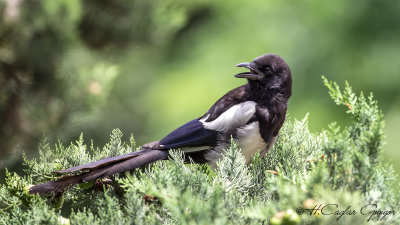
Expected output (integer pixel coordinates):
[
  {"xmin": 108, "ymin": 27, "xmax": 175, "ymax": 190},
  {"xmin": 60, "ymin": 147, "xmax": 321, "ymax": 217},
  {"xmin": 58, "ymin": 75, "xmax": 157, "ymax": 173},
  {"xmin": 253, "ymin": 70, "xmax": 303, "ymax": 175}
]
[
  {"xmin": 159, "ymin": 85, "xmax": 251, "ymax": 150},
  {"xmin": 159, "ymin": 119, "xmax": 219, "ymax": 149}
]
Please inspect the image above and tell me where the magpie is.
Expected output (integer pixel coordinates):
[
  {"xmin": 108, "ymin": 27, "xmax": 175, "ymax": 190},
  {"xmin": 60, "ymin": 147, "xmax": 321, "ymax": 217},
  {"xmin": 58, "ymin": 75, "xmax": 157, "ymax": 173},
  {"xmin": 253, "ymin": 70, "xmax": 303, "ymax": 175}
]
[{"xmin": 29, "ymin": 53, "xmax": 292, "ymax": 195}]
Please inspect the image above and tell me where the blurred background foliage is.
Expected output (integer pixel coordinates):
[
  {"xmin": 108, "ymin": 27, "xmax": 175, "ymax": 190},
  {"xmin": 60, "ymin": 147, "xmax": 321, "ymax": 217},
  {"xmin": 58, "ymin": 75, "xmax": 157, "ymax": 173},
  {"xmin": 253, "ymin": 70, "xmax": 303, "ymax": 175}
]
[{"xmin": 0, "ymin": 0, "xmax": 399, "ymax": 180}]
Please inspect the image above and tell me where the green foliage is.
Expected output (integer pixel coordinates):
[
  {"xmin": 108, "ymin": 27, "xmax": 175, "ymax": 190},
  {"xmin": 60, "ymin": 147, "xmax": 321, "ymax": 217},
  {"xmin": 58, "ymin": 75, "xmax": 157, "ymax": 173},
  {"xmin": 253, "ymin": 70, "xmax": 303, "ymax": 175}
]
[
  {"xmin": 215, "ymin": 139, "xmax": 253, "ymax": 194},
  {"xmin": 1, "ymin": 79, "xmax": 399, "ymax": 224}
]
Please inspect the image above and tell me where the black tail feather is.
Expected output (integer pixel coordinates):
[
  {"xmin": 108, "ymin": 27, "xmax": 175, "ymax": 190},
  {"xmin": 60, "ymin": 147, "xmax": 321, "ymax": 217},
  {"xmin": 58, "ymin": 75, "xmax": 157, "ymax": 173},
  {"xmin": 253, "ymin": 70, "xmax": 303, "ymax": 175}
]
[
  {"xmin": 55, "ymin": 149, "xmax": 153, "ymax": 174},
  {"xmin": 28, "ymin": 174, "xmax": 87, "ymax": 195},
  {"xmin": 81, "ymin": 149, "xmax": 169, "ymax": 182},
  {"xmin": 29, "ymin": 149, "xmax": 169, "ymax": 195}
]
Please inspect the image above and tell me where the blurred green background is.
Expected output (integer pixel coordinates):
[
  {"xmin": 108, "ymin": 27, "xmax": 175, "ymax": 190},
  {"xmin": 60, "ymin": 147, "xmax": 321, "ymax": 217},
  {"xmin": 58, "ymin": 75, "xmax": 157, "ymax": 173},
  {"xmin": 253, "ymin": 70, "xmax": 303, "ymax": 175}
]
[{"xmin": 1, "ymin": 0, "xmax": 399, "ymax": 180}]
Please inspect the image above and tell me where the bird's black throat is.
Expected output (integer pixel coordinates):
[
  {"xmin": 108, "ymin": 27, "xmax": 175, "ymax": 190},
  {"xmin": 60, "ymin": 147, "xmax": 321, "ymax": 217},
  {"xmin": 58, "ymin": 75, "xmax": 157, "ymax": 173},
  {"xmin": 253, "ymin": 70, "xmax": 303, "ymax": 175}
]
[{"xmin": 247, "ymin": 79, "xmax": 290, "ymax": 103}]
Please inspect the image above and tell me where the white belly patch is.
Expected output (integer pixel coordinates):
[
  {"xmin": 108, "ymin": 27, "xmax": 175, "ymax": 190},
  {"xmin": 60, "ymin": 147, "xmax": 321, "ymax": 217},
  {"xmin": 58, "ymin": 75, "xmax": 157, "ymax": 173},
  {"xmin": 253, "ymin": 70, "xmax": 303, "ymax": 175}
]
[{"xmin": 235, "ymin": 122, "xmax": 267, "ymax": 164}]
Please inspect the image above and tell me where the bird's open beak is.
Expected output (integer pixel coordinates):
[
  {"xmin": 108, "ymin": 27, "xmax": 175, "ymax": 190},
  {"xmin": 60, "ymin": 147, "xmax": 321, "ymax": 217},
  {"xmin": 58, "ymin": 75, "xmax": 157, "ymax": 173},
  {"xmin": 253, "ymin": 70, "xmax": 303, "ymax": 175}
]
[{"xmin": 235, "ymin": 62, "xmax": 262, "ymax": 80}]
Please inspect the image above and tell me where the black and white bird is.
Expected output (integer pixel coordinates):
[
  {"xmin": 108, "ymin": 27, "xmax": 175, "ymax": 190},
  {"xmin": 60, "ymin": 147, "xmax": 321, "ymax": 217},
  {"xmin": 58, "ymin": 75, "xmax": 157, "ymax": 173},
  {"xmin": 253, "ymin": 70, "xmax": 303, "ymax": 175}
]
[{"xmin": 30, "ymin": 53, "xmax": 292, "ymax": 195}]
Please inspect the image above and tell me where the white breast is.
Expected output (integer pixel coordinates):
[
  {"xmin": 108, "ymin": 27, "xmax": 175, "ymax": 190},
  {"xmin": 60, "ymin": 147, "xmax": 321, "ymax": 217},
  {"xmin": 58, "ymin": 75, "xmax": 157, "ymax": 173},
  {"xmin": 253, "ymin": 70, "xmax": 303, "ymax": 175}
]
[
  {"xmin": 201, "ymin": 101, "xmax": 268, "ymax": 169},
  {"xmin": 235, "ymin": 122, "xmax": 267, "ymax": 164},
  {"xmin": 200, "ymin": 101, "xmax": 257, "ymax": 132}
]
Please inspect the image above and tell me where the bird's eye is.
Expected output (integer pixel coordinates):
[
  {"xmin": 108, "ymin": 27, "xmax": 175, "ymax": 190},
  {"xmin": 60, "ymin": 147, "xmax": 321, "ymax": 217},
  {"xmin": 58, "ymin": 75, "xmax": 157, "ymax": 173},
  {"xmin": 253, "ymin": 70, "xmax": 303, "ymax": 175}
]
[{"xmin": 264, "ymin": 66, "xmax": 272, "ymax": 72}]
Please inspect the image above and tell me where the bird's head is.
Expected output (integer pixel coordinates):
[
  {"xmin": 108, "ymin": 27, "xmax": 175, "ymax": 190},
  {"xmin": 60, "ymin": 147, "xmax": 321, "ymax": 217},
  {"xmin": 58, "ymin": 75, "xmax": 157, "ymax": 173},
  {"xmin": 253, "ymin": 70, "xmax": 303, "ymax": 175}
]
[{"xmin": 235, "ymin": 54, "xmax": 292, "ymax": 98}]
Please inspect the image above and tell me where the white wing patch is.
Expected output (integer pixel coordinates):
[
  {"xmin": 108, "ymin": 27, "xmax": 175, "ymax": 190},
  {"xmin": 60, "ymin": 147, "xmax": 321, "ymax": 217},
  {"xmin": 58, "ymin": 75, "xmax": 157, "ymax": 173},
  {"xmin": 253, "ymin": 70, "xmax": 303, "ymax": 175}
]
[
  {"xmin": 200, "ymin": 101, "xmax": 257, "ymax": 132},
  {"xmin": 179, "ymin": 146, "xmax": 211, "ymax": 153}
]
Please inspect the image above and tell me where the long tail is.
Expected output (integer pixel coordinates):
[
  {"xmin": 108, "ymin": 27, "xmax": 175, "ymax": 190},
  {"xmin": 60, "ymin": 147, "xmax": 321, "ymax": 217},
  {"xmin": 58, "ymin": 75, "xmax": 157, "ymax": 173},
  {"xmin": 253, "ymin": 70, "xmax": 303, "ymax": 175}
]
[{"xmin": 29, "ymin": 149, "xmax": 169, "ymax": 195}]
